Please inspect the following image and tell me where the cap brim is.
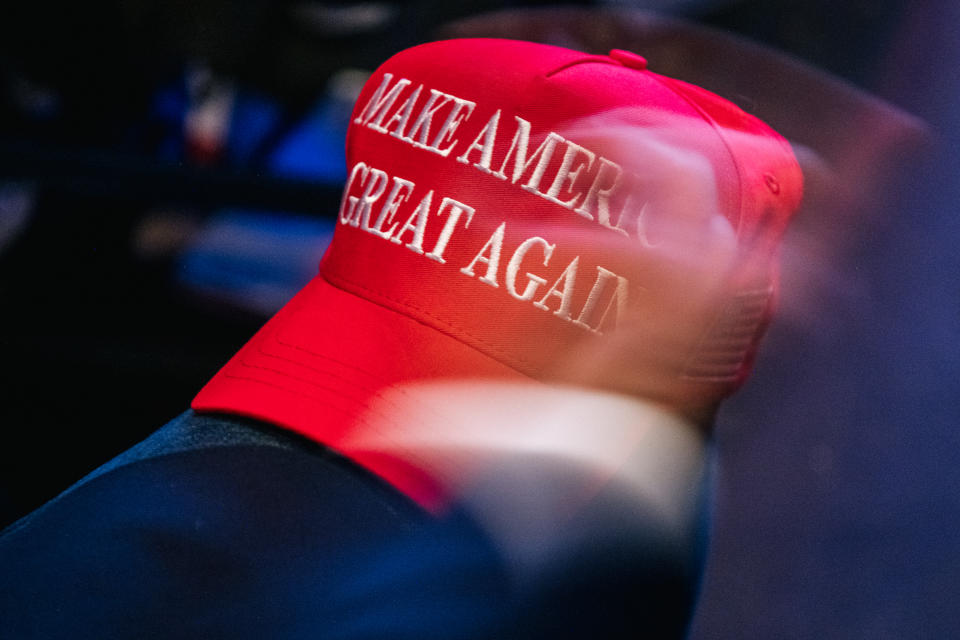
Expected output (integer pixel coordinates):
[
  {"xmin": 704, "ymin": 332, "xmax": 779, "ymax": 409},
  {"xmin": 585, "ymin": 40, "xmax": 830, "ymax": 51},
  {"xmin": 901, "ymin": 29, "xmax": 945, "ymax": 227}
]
[{"xmin": 192, "ymin": 272, "xmax": 531, "ymax": 456}]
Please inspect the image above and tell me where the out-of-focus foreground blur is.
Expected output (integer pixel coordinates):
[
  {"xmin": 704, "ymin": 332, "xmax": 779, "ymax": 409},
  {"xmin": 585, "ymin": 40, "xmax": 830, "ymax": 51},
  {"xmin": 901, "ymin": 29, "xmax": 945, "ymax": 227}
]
[{"xmin": 1, "ymin": 1, "xmax": 956, "ymax": 637}]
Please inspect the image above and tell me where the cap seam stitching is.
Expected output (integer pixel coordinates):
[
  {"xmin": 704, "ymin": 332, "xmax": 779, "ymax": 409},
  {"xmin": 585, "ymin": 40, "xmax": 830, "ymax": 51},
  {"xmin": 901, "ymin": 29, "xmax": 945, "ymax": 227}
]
[
  {"xmin": 644, "ymin": 74, "xmax": 746, "ymax": 233},
  {"xmin": 545, "ymin": 56, "xmax": 623, "ymax": 78},
  {"xmin": 252, "ymin": 325, "xmax": 465, "ymax": 425},
  {"xmin": 320, "ymin": 269, "xmax": 540, "ymax": 376}
]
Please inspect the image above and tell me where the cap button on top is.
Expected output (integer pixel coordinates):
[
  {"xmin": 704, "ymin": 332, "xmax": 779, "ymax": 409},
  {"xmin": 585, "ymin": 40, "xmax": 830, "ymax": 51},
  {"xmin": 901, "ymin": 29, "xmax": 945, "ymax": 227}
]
[{"xmin": 609, "ymin": 49, "xmax": 648, "ymax": 70}]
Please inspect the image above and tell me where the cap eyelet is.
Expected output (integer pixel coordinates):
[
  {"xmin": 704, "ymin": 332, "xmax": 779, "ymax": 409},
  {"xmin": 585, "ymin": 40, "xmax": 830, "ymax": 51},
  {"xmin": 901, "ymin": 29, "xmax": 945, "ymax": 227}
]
[{"xmin": 763, "ymin": 173, "xmax": 781, "ymax": 194}]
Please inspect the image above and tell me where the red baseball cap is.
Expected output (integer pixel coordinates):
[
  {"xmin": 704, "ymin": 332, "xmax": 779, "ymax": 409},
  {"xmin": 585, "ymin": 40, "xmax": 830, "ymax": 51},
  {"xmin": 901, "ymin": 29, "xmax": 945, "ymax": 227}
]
[{"xmin": 192, "ymin": 38, "xmax": 802, "ymax": 503}]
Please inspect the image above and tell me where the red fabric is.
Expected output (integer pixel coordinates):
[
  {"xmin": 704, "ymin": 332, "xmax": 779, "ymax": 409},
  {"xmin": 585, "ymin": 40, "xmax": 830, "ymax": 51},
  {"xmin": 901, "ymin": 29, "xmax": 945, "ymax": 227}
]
[{"xmin": 192, "ymin": 39, "xmax": 802, "ymax": 507}]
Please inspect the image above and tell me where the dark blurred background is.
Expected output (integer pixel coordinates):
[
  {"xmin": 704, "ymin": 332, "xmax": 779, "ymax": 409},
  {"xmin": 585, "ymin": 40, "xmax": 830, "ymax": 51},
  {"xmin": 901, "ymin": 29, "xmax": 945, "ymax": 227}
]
[{"xmin": 1, "ymin": 1, "xmax": 957, "ymax": 637}]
